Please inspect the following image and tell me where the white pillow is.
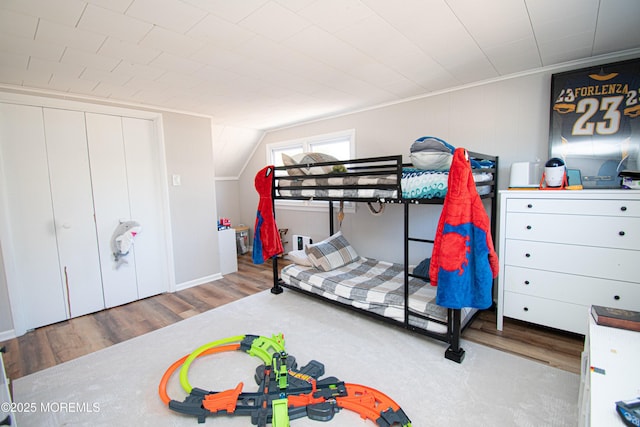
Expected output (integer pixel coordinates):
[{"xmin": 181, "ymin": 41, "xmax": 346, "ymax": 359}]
[
  {"xmin": 286, "ymin": 250, "xmax": 313, "ymax": 267},
  {"xmin": 410, "ymin": 151, "xmax": 453, "ymax": 171},
  {"xmin": 305, "ymin": 231, "xmax": 359, "ymax": 272}
]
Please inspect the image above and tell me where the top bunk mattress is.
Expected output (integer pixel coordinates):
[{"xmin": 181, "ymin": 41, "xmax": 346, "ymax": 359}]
[{"xmin": 277, "ymin": 168, "xmax": 494, "ymax": 200}]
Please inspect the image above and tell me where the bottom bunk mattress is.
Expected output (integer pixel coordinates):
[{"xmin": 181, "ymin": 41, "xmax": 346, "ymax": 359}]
[{"xmin": 280, "ymin": 258, "xmax": 476, "ymax": 334}]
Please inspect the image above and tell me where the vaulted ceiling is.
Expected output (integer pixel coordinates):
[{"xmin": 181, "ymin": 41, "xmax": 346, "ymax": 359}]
[
  {"xmin": 1, "ymin": 0, "xmax": 639, "ymax": 135},
  {"xmin": 0, "ymin": 0, "xmax": 640, "ymax": 176}
]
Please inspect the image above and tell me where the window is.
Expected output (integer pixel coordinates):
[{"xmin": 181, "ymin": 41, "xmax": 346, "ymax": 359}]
[{"xmin": 266, "ymin": 129, "xmax": 355, "ymax": 211}]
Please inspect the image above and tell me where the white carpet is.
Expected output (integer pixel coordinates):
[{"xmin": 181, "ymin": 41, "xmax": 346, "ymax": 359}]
[{"xmin": 13, "ymin": 289, "xmax": 579, "ymax": 426}]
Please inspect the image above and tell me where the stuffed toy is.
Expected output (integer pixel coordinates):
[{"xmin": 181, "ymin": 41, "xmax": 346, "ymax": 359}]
[
  {"xmin": 429, "ymin": 148, "xmax": 499, "ymax": 309},
  {"xmin": 253, "ymin": 165, "xmax": 284, "ymax": 264},
  {"xmin": 110, "ymin": 220, "xmax": 141, "ymax": 269}
]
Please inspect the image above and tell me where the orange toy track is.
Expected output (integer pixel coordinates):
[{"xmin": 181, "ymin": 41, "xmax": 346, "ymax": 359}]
[{"xmin": 158, "ymin": 343, "xmax": 240, "ymax": 405}]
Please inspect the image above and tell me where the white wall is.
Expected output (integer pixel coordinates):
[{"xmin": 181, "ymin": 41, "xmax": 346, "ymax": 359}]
[
  {"xmin": 162, "ymin": 112, "xmax": 219, "ymax": 287},
  {"xmin": 234, "ymin": 61, "xmax": 614, "ymax": 264},
  {"xmin": 215, "ymin": 180, "xmax": 242, "ymax": 226}
]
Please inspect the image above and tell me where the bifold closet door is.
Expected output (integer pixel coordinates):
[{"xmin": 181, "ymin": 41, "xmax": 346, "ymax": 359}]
[
  {"xmin": 85, "ymin": 113, "xmax": 138, "ymax": 308},
  {"xmin": 0, "ymin": 103, "xmax": 67, "ymax": 330},
  {"xmin": 42, "ymin": 108, "xmax": 104, "ymax": 318},
  {"xmin": 121, "ymin": 117, "xmax": 170, "ymax": 299}
]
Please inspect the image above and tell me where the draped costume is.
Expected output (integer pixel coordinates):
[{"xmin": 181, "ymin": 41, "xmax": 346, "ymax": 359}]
[
  {"xmin": 429, "ymin": 148, "xmax": 499, "ymax": 309},
  {"xmin": 253, "ymin": 166, "xmax": 284, "ymax": 264}
]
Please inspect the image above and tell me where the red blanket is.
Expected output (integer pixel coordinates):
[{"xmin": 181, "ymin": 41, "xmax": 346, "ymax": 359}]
[
  {"xmin": 429, "ymin": 148, "xmax": 499, "ymax": 309},
  {"xmin": 252, "ymin": 166, "xmax": 283, "ymax": 264}
]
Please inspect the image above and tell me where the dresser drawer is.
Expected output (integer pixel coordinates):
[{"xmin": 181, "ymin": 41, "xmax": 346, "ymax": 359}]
[
  {"xmin": 504, "ymin": 240, "xmax": 638, "ymax": 283},
  {"xmin": 503, "ymin": 266, "xmax": 640, "ymax": 309},
  {"xmin": 504, "ymin": 212, "xmax": 640, "ymax": 250},
  {"xmin": 506, "ymin": 198, "xmax": 640, "ymax": 217},
  {"xmin": 503, "ymin": 292, "xmax": 588, "ymax": 334}
]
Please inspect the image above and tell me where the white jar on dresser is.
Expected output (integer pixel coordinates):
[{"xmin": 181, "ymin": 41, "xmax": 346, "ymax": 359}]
[{"xmin": 496, "ymin": 190, "xmax": 640, "ymax": 335}]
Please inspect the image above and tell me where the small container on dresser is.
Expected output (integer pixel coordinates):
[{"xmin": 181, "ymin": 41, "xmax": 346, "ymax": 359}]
[{"xmin": 496, "ymin": 190, "xmax": 640, "ymax": 335}]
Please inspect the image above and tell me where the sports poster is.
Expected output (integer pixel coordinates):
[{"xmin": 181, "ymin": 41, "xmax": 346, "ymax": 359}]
[{"xmin": 549, "ymin": 58, "xmax": 640, "ymax": 188}]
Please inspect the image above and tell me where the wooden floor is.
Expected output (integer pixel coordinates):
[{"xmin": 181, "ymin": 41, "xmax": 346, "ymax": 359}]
[{"xmin": 0, "ymin": 255, "xmax": 584, "ymax": 382}]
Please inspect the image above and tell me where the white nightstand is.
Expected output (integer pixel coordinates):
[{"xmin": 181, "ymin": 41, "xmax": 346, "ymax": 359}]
[
  {"xmin": 1, "ymin": 347, "xmax": 15, "ymax": 426},
  {"xmin": 579, "ymin": 312, "xmax": 640, "ymax": 426}
]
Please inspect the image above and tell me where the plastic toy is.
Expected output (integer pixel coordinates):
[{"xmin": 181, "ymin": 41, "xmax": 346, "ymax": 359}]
[{"xmin": 159, "ymin": 333, "xmax": 411, "ymax": 426}]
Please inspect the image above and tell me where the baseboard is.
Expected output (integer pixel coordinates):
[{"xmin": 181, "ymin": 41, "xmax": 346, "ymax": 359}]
[
  {"xmin": 0, "ymin": 329, "xmax": 16, "ymax": 342},
  {"xmin": 175, "ymin": 273, "xmax": 223, "ymax": 292}
]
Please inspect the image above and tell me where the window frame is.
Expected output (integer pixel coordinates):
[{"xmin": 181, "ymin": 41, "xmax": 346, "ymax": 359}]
[{"xmin": 266, "ymin": 129, "xmax": 356, "ymax": 212}]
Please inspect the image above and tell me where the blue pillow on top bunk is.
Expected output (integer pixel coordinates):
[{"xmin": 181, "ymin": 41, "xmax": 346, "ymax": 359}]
[
  {"xmin": 410, "ymin": 136, "xmax": 454, "ymax": 171},
  {"xmin": 305, "ymin": 231, "xmax": 359, "ymax": 272}
]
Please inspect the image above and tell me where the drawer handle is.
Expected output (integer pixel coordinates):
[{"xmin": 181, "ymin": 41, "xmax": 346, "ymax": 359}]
[
  {"xmin": 621, "ymin": 206, "xmax": 627, "ymax": 211},
  {"xmin": 524, "ymin": 280, "xmax": 530, "ymax": 285},
  {"xmin": 527, "ymin": 203, "xmax": 533, "ymax": 208},
  {"xmin": 526, "ymin": 225, "xmax": 532, "ymax": 230},
  {"xmin": 523, "ymin": 307, "xmax": 529, "ymax": 312},
  {"xmin": 614, "ymin": 295, "xmax": 620, "ymax": 300},
  {"xmin": 619, "ymin": 231, "xmax": 625, "ymax": 236},
  {"xmin": 525, "ymin": 253, "xmax": 531, "ymax": 258}
]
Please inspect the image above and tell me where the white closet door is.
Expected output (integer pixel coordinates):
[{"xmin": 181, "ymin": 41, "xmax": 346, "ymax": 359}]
[
  {"xmin": 43, "ymin": 108, "xmax": 104, "ymax": 317},
  {"xmin": 122, "ymin": 117, "xmax": 170, "ymax": 298},
  {"xmin": 0, "ymin": 103, "xmax": 66, "ymax": 331},
  {"xmin": 85, "ymin": 113, "xmax": 138, "ymax": 307}
]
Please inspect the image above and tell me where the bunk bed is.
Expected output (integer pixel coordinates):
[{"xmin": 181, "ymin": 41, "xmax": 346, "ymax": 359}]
[{"xmin": 268, "ymin": 150, "xmax": 499, "ymax": 363}]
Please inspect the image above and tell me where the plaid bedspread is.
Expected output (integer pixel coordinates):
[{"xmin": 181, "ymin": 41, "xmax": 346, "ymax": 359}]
[
  {"xmin": 276, "ymin": 170, "xmax": 493, "ymax": 199},
  {"xmin": 281, "ymin": 258, "xmax": 475, "ymax": 333}
]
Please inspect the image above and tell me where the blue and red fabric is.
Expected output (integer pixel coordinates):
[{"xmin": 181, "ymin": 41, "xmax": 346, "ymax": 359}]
[
  {"xmin": 429, "ymin": 148, "xmax": 499, "ymax": 309},
  {"xmin": 253, "ymin": 165, "xmax": 283, "ymax": 264}
]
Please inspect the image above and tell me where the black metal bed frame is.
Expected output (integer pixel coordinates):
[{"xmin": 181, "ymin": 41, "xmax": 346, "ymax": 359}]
[{"xmin": 268, "ymin": 152, "xmax": 499, "ymax": 363}]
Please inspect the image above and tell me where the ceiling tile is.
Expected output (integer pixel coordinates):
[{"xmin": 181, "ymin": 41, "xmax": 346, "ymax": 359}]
[
  {"xmin": 85, "ymin": 0, "xmax": 133, "ymax": 14},
  {"xmin": 0, "ymin": 65, "xmax": 26, "ymax": 85},
  {"xmin": 98, "ymin": 37, "xmax": 161, "ymax": 65},
  {"xmin": 483, "ymin": 37, "xmax": 542, "ymax": 74},
  {"xmin": 0, "ymin": 9, "xmax": 38, "ymax": 39},
  {"xmin": 273, "ymin": 0, "xmax": 316, "ymax": 13},
  {"xmin": 20, "ymin": 67, "xmax": 54, "ymax": 88},
  {"xmin": 149, "ymin": 52, "xmax": 205, "ymax": 74},
  {"xmin": 447, "ymin": 0, "xmax": 532, "ymax": 47},
  {"xmin": 36, "ymin": 19, "xmax": 106, "ymax": 52},
  {"xmin": 139, "ymin": 26, "xmax": 204, "ymax": 57},
  {"xmin": 186, "ymin": 13, "xmax": 256, "ymax": 48},
  {"xmin": 0, "ymin": 33, "xmax": 65, "ymax": 62},
  {"xmin": 0, "ymin": 52, "xmax": 28, "ymax": 69},
  {"xmin": 78, "ymin": 4, "xmax": 153, "ymax": 43},
  {"xmin": 48, "ymin": 74, "xmax": 99, "ymax": 93},
  {"xmin": 297, "ymin": 0, "xmax": 374, "ymax": 33},
  {"xmin": 62, "ymin": 47, "xmax": 121, "ymax": 71},
  {"xmin": 125, "ymin": 0, "xmax": 207, "ymax": 33},
  {"xmin": 238, "ymin": 1, "xmax": 311, "ymax": 42},
  {"xmin": 1, "ymin": 0, "xmax": 85, "ymax": 27},
  {"xmin": 182, "ymin": 0, "xmax": 268, "ymax": 24},
  {"xmin": 80, "ymin": 67, "xmax": 132, "ymax": 86},
  {"xmin": 111, "ymin": 61, "xmax": 166, "ymax": 80},
  {"xmin": 593, "ymin": 0, "xmax": 640, "ymax": 53},
  {"xmin": 29, "ymin": 57, "xmax": 85, "ymax": 79}
]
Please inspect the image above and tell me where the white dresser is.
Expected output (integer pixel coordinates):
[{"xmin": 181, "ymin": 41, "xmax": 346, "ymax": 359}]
[{"xmin": 496, "ymin": 190, "xmax": 640, "ymax": 335}]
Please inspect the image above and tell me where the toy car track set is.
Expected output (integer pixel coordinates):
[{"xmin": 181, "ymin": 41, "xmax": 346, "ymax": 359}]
[{"xmin": 159, "ymin": 333, "xmax": 411, "ymax": 426}]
